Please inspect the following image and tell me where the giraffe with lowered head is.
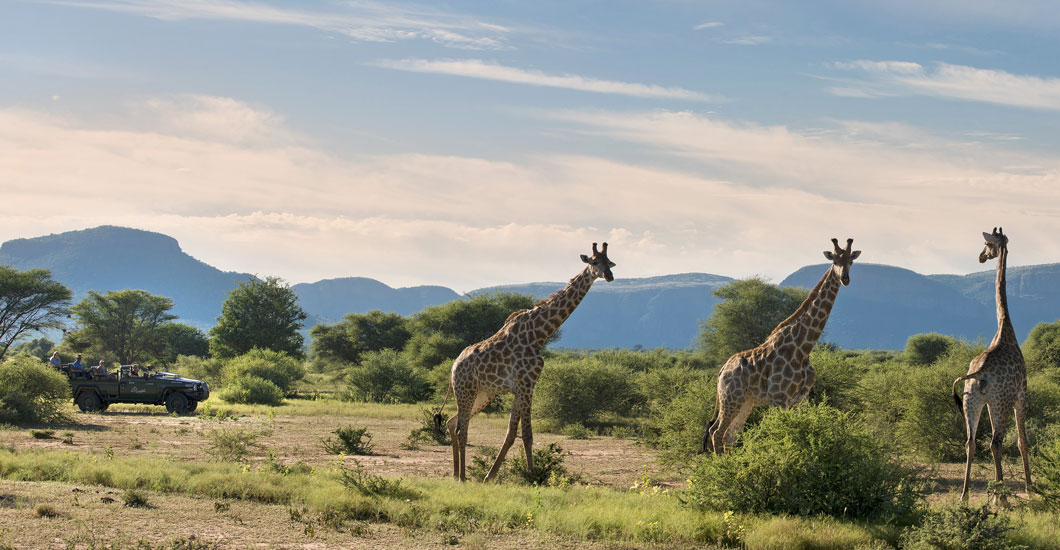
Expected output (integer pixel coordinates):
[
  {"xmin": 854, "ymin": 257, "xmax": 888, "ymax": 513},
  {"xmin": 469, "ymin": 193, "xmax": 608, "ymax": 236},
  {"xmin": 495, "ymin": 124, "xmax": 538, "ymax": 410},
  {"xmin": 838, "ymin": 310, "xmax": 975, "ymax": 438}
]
[
  {"xmin": 700, "ymin": 238, "xmax": 860, "ymax": 454},
  {"xmin": 952, "ymin": 227, "xmax": 1031, "ymax": 503},
  {"xmin": 443, "ymin": 242, "xmax": 616, "ymax": 481}
]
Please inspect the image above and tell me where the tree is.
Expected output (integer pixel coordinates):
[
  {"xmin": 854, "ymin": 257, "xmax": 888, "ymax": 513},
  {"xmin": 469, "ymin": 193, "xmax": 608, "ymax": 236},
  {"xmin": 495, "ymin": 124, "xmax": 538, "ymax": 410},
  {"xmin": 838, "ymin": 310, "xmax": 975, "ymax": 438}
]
[
  {"xmin": 1024, "ymin": 319, "xmax": 1060, "ymax": 373},
  {"xmin": 311, "ymin": 310, "xmax": 411, "ymax": 364},
  {"xmin": 69, "ymin": 289, "xmax": 177, "ymax": 364},
  {"xmin": 697, "ymin": 278, "xmax": 809, "ymax": 364},
  {"xmin": 403, "ymin": 292, "xmax": 536, "ymax": 371},
  {"xmin": 210, "ymin": 276, "xmax": 307, "ymax": 359},
  {"xmin": 0, "ymin": 266, "xmax": 71, "ymax": 361},
  {"xmin": 157, "ymin": 322, "xmax": 210, "ymax": 364},
  {"xmin": 904, "ymin": 332, "xmax": 957, "ymax": 366},
  {"xmin": 10, "ymin": 337, "xmax": 55, "ymax": 361}
]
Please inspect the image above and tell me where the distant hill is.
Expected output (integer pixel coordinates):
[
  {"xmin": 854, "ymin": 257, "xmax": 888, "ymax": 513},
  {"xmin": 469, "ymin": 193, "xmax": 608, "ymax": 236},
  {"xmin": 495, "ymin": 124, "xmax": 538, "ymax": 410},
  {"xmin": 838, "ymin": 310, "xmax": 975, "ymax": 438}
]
[
  {"xmin": 292, "ymin": 277, "xmax": 460, "ymax": 322},
  {"xmin": 475, "ymin": 273, "xmax": 734, "ymax": 348},
  {"xmin": 0, "ymin": 226, "xmax": 253, "ymax": 328},
  {"xmin": 3, "ymin": 226, "xmax": 1060, "ymax": 350}
]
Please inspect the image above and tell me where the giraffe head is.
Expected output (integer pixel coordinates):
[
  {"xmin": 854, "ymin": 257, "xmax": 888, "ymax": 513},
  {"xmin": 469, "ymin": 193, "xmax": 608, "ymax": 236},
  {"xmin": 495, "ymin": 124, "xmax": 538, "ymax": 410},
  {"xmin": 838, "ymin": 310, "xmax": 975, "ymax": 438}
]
[
  {"xmin": 822, "ymin": 238, "xmax": 861, "ymax": 286},
  {"xmin": 980, "ymin": 227, "xmax": 1008, "ymax": 263},
  {"xmin": 580, "ymin": 242, "xmax": 616, "ymax": 282}
]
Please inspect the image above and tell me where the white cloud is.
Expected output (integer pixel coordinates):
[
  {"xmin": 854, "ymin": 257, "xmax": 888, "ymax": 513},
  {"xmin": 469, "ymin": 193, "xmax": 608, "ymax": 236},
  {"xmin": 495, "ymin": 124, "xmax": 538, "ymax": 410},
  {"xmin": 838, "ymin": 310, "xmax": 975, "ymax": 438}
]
[
  {"xmin": 42, "ymin": 0, "xmax": 511, "ymax": 50},
  {"xmin": 721, "ymin": 35, "xmax": 772, "ymax": 45},
  {"xmin": 832, "ymin": 60, "xmax": 1060, "ymax": 111},
  {"xmin": 694, "ymin": 21, "xmax": 723, "ymax": 30},
  {"xmin": 370, "ymin": 58, "xmax": 715, "ymax": 101},
  {"xmin": 3, "ymin": 102, "xmax": 1060, "ymax": 290}
]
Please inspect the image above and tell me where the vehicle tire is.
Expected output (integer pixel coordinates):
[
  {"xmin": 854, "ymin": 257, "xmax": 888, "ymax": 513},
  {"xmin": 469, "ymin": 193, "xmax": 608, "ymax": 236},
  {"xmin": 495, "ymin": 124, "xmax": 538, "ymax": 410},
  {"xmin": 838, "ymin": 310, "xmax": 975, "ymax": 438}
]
[
  {"xmin": 186, "ymin": 400, "xmax": 198, "ymax": 413},
  {"xmin": 99, "ymin": 403, "xmax": 110, "ymax": 412},
  {"xmin": 165, "ymin": 392, "xmax": 190, "ymax": 414},
  {"xmin": 76, "ymin": 391, "xmax": 103, "ymax": 413}
]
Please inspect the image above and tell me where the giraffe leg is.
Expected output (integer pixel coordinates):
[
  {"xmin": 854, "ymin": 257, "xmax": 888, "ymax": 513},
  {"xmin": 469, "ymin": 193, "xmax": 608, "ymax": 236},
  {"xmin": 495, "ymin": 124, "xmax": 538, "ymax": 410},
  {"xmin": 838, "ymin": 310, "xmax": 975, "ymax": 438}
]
[
  {"xmin": 699, "ymin": 392, "xmax": 721, "ymax": 454},
  {"xmin": 986, "ymin": 403, "xmax": 1011, "ymax": 506},
  {"xmin": 710, "ymin": 395, "xmax": 750, "ymax": 454},
  {"xmin": 723, "ymin": 400, "xmax": 755, "ymax": 448},
  {"xmin": 484, "ymin": 405, "xmax": 522, "ymax": 482},
  {"xmin": 1015, "ymin": 398, "xmax": 1032, "ymax": 496},
  {"xmin": 447, "ymin": 415, "xmax": 460, "ymax": 479},
  {"xmin": 520, "ymin": 400, "xmax": 534, "ymax": 472},
  {"xmin": 960, "ymin": 387, "xmax": 985, "ymax": 503},
  {"xmin": 448, "ymin": 390, "xmax": 475, "ymax": 482}
]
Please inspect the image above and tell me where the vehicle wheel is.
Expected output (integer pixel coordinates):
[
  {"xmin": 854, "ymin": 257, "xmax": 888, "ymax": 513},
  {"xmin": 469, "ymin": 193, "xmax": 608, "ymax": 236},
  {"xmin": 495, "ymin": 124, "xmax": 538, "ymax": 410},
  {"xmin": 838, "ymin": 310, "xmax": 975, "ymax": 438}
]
[
  {"xmin": 99, "ymin": 403, "xmax": 110, "ymax": 412},
  {"xmin": 76, "ymin": 391, "xmax": 102, "ymax": 413},
  {"xmin": 186, "ymin": 400, "xmax": 198, "ymax": 413},
  {"xmin": 165, "ymin": 392, "xmax": 190, "ymax": 414}
]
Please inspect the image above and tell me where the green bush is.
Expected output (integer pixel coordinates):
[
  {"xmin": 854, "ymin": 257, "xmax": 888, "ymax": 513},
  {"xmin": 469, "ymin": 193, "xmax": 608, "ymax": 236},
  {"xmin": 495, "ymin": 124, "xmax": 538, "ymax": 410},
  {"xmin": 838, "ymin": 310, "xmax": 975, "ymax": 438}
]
[
  {"xmin": 222, "ymin": 348, "xmax": 305, "ymax": 394},
  {"xmin": 174, "ymin": 355, "xmax": 224, "ymax": 387},
  {"xmin": 684, "ymin": 402, "xmax": 925, "ymax": 521},
  {"xmin": 533, "ymin": 357, "xmax": 640, "ymax": 427},
  {"xmin": 0, "ymin": 355, "xmax": 71, "ymax": 424},
  {"xmin": 1035, "ymin": 434, "xmax": 1060, "ymax": 512},
  {"xmin": 900, "ymin": 504, "xmax": 1022, "ymax": 550},
  {"xmin": 1023, "ymin": 319, "xmax": 1060, "ymax": 373},
  {"xmin": 203, "ymin": 427, "xmax": 268, "ymax": 462},
  {"xmin": 218, "ymin": 375, "xmax": 285, "ymax": 405},
  {"xmin": 905, "ymin": 333, "xmax": 959, "ymax": 366},
  {"xmin": 345, "ymin": 349, "xmax": 431, "ymax": 403},
  {"xmin": 322, "ymin": 425, "xmax": 375, "ymax": 455}
]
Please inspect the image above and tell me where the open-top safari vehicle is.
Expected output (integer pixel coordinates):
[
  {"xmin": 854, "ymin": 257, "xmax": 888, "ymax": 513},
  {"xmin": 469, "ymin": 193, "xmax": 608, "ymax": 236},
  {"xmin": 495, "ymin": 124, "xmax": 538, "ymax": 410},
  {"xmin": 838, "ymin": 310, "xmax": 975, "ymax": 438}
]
[{"xmin": 57, "ymin": 362, "xmax": 209, "ymax": 414}]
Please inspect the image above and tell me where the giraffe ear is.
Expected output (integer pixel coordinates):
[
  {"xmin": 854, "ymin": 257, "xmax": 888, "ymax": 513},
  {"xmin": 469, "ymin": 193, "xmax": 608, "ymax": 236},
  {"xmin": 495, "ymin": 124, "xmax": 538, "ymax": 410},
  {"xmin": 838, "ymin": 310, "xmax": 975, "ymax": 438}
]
[
  {"xmin": 850, "ymin": 250, "xmax": 861, "ymax": 260},
  {"xmin": 580, "ymin": 254, "xmax": 591, "ymax": 264},
  {"xmin": 823, "ymin": 251, "xmax": 835, "ymax": 261},
  {"xmin": 983, "ymin": 232, "xmax": 994, "ymax": 242}
]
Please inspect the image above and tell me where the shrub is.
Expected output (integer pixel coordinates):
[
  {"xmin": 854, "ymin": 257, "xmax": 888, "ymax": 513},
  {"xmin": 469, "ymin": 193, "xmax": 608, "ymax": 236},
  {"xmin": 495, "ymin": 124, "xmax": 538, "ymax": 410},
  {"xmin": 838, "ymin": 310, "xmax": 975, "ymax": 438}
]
[
  {"xmin": 322, "ymin": 425, "xmax": 375, "ymax": 455},
  {"xmin": 509, "ymin": 443, "xmax": 573, "ymax": 486},
  {"xmin": 218, "ymin": 375, "xmax": 285, "ymax": 405},
  {"xmin": 1023, "ymin": 319, "xmax": 1060, "ymax": 373},
  {"xmin": 905, "ymin": 333, "xmax": 959, "ymax": 366},
  {"xmin": 204, "ymin": 427, "xmax": 268, "ymax": 462},
  {"xmin": 1035, "ymin": 434, "xmax": 1060, "ymax": 512},
  {"xmin": 345, "ymin": 349, "xmax": 431, "ymax": 403},
  {"xmin": 684, "ymin": 402, "xmax": 925, "ymax": 520},
  {"xmin": 122, "ymin": 489, "xmax": 150, "ymax": 508},
  {"xmin": 0, "ymin": 355, "xmax": 71, "ymax": 424},
  {"xmin": 30, "ymin": 429, "xmax": 55, "ymax": 439},
  {"xmin": 533, "ymin": 357, "xmax": 640, "ymax": 427},
  {"xmin": 222, "ymin": 348, "xmax": 305, "ymax": 394},
  {"xmin": 174, "ymin": 355, "xmax": 224, "ymax": 387},
  {"xmin": 900, "ymin": 504, "xmax": 1022, "ymax": 550},
  {"xmin": 402, "ymin": 407, "xmax": 450, "ymax": 450},
  {"xmin": 641, "ymin": 373, "xmax": 723, "ymax": 463},
  {"xmin": 337, "ymin": 461, "xmax": 419, "ymax": 500}
]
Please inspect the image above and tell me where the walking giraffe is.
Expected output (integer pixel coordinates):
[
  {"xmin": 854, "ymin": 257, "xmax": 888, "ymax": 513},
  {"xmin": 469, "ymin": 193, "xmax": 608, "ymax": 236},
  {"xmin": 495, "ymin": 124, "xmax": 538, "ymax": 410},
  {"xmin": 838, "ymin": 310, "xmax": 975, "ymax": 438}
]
[
  {"xmin": 700, "ymin": 238, "xmax": 860, "ymax": 454},
  {"xmin": 952, "ymin": 227, "xmax": 1031, "ymax": 503},
  {"xmin": 443, "ymin": 242, "xmax": 615, "ymax": 481}
]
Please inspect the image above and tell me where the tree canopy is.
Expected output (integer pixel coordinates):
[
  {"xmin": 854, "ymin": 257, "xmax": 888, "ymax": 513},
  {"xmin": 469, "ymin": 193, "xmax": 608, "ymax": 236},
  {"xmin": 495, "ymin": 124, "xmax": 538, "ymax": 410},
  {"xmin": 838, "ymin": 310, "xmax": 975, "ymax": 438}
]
[
  {"xmin": 157, "ymin": 322, "xmax": 210, "ymax": 364},
  {"xmin": 209, "ymin": 276, "xmax": 307, "ymax": 359},
  {"xmin": 697, "ymin": 278, "xmax": 809, "ymax": 364},
  {"xmin": 68, "ymin": 289, "xmax": 177, "ymax": 365},
  {"xmin": 311, "ymin": 310, "xmax": 411, "ymax": 364},
  {"xmin": 1024, "ymin": 319, "xmax": 1060, "ymax": 373},
  {"xmin": 403, "ymin": 292, "xmax": 536, "ymax": 370},
  {"xmin": 0, "ymin": 266, "xmax": 71, "ymax": 361}
]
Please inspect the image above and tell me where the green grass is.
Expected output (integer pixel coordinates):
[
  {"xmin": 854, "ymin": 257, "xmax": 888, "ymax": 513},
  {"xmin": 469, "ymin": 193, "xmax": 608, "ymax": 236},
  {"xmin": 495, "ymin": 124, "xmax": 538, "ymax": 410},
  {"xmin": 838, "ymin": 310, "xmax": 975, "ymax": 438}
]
[{"xmin": 2, "ymin": 447, "xmax": 1056, "ymax": 549}]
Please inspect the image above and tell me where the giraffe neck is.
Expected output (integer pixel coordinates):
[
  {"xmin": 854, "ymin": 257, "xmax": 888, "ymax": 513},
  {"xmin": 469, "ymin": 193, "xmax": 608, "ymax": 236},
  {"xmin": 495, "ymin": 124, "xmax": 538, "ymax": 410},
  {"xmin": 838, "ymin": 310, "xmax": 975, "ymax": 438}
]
[
  {"xmin": 771, "ymin": 265, "xmax": 842, "ymax": 351},
  {"xmin": 991, "ymin": 245, "xmax": 1017, "ymax": 347},
  {"xmin": 530, "ymin": 266, "xmax": 596, "ymax": 346}
]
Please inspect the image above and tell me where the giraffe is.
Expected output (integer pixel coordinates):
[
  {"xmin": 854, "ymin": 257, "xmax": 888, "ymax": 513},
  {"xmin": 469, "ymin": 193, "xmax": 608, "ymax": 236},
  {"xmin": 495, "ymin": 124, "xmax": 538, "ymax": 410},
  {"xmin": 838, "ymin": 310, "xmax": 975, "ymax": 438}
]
[
  {"xmin": 700, "ymin": 238, "xmax": 860, "ymax": 454},
  {"xmin": 952, "ymin": 227, "xmax": 1031, "ymax": 503},
  {"xmin": 443, "ymin": 242, "xmax": 616, "ymax": 481}
]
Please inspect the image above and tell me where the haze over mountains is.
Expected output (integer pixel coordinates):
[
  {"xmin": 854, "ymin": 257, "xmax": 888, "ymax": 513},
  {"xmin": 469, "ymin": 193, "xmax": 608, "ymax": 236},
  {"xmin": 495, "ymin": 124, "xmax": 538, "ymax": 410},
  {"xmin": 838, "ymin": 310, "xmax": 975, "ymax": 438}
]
[{"xmin": 2, "ymin": 226, "xmax": 1058, "ymax": 350}]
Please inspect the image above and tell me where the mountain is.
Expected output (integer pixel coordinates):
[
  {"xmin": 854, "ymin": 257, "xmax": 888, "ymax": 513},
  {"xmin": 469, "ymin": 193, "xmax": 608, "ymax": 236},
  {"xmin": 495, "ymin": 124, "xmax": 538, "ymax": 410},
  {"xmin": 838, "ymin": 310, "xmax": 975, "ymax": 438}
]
[
  {"xmin": 292, "ymin": 277, "xmax": 460, "ymax": 321},
  {"xmin": 475, "ymin": 273, "xmax": 734, "ymax": 348},
  {"xmin": 0, "ymin": 226, "xmax": 253, "ymax": 328},
  {"xmin": 4, "ymin": 226, "xmax": 1060, "ymax": 350}
]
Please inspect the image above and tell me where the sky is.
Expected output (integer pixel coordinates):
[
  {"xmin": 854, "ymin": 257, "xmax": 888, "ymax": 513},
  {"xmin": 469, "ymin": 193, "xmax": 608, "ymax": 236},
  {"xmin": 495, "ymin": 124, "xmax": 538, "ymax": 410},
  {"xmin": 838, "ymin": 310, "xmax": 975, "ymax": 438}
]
[{"xmin": 2, "ymin": 0, "xmax": 1059, "ymax": 292}]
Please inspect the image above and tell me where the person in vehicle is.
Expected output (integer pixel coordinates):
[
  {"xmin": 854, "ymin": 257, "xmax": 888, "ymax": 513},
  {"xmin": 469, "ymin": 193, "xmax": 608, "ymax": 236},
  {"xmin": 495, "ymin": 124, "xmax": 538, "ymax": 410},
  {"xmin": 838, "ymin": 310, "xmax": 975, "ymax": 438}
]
[
  {"xmin": 71, "ymin": 354, "xmax": 84, "ymax": 371},
  {"xmin": 49, "ymin": 351, "xmax": 61, "ymax": 370},
  {"xmin": 92, "ymin": 360, "xmax": 108, "ymax": 377}
]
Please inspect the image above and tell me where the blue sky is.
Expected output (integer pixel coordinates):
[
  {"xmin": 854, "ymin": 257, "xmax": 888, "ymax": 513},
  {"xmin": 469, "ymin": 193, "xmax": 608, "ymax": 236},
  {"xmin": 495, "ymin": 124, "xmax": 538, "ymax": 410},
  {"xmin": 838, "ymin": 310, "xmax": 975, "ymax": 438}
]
[{"xmin": 2, "ymin": 0, "xmax": 1059, "ymax": 291}]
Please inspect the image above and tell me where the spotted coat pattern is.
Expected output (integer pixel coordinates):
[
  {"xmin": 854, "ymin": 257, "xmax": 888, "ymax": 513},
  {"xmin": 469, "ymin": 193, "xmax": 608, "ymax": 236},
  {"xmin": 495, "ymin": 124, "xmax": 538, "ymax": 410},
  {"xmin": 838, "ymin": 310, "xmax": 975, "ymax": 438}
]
[
  {"xmin": 701, "ymin": 238, "xmax": 859, "ymax": 454},
  {"xmin": 446, "ymin": 244, "xmax": 615, "ymax": 481},
  {"xmin": 952, "ymin": 228, "xmax": 1031, "ymax": 502}
]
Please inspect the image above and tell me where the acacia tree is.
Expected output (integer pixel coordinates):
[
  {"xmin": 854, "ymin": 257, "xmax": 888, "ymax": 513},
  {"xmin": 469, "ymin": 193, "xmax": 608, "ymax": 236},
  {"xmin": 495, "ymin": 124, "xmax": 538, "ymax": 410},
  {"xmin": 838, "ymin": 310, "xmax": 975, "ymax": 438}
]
[
  {"xmin": 210, "ymin": 276, "xmax": 307, "ymax": 359},
  {"xmin": 157, "ymin": 322, "xmax": 210, "ymax": 364},
  {"xmin": 311, "ymin": 310, "xmax": 411, "ymax": 364},
  {"xmin": 697, "ymin": 278, "xmax": 809, "ymax": 364},
  {"xmin": 0, "ymin": 266, "xmax": 72, "ymax": 361},
  {"xmin": 70, "ymin": 289, "xmax": 176, "ymax": 364}
]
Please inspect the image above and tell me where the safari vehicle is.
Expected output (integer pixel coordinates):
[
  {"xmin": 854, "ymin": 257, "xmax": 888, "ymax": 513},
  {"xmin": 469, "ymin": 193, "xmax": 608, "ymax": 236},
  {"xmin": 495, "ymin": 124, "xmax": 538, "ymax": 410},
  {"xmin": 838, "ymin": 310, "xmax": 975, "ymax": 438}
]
[{"xmin": 60, "ymin": 363, "xmax": 209, "ymax": 414}]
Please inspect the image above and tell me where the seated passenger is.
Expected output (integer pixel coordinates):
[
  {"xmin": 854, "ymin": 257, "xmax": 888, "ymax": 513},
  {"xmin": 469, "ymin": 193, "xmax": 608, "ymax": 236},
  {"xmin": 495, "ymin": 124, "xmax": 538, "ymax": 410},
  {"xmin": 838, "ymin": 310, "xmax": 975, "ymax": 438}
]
[
  {"xmin": 71, "ymin": 354, "xmax": 84, "ymax": 372},
  {"xmin": 92, "ymin": 360, "xmax": 108, "ymax": 378},
  {"xmin": 129, "ymin": 364, "xmax": 141, "ymax": 378},
  {"xmin": 49, "ymin": 351, "xmax": 62, "ymax": 370}
]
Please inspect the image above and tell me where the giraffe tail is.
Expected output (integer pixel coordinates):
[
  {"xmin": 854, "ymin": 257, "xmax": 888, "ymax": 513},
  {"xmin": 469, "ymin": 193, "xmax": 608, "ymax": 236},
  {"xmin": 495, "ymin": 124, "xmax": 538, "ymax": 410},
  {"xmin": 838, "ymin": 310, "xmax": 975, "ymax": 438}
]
[
  {"xmin": 952, "ymin": 374, "xmax": 976, "ymax": 415},
  {"xmin": 697, "ymin": 408, "xmax": 719, "ymax": 455},
  {"xmin": 433, "ymin": 380, "xmax": 454, "ymax": 435}
]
